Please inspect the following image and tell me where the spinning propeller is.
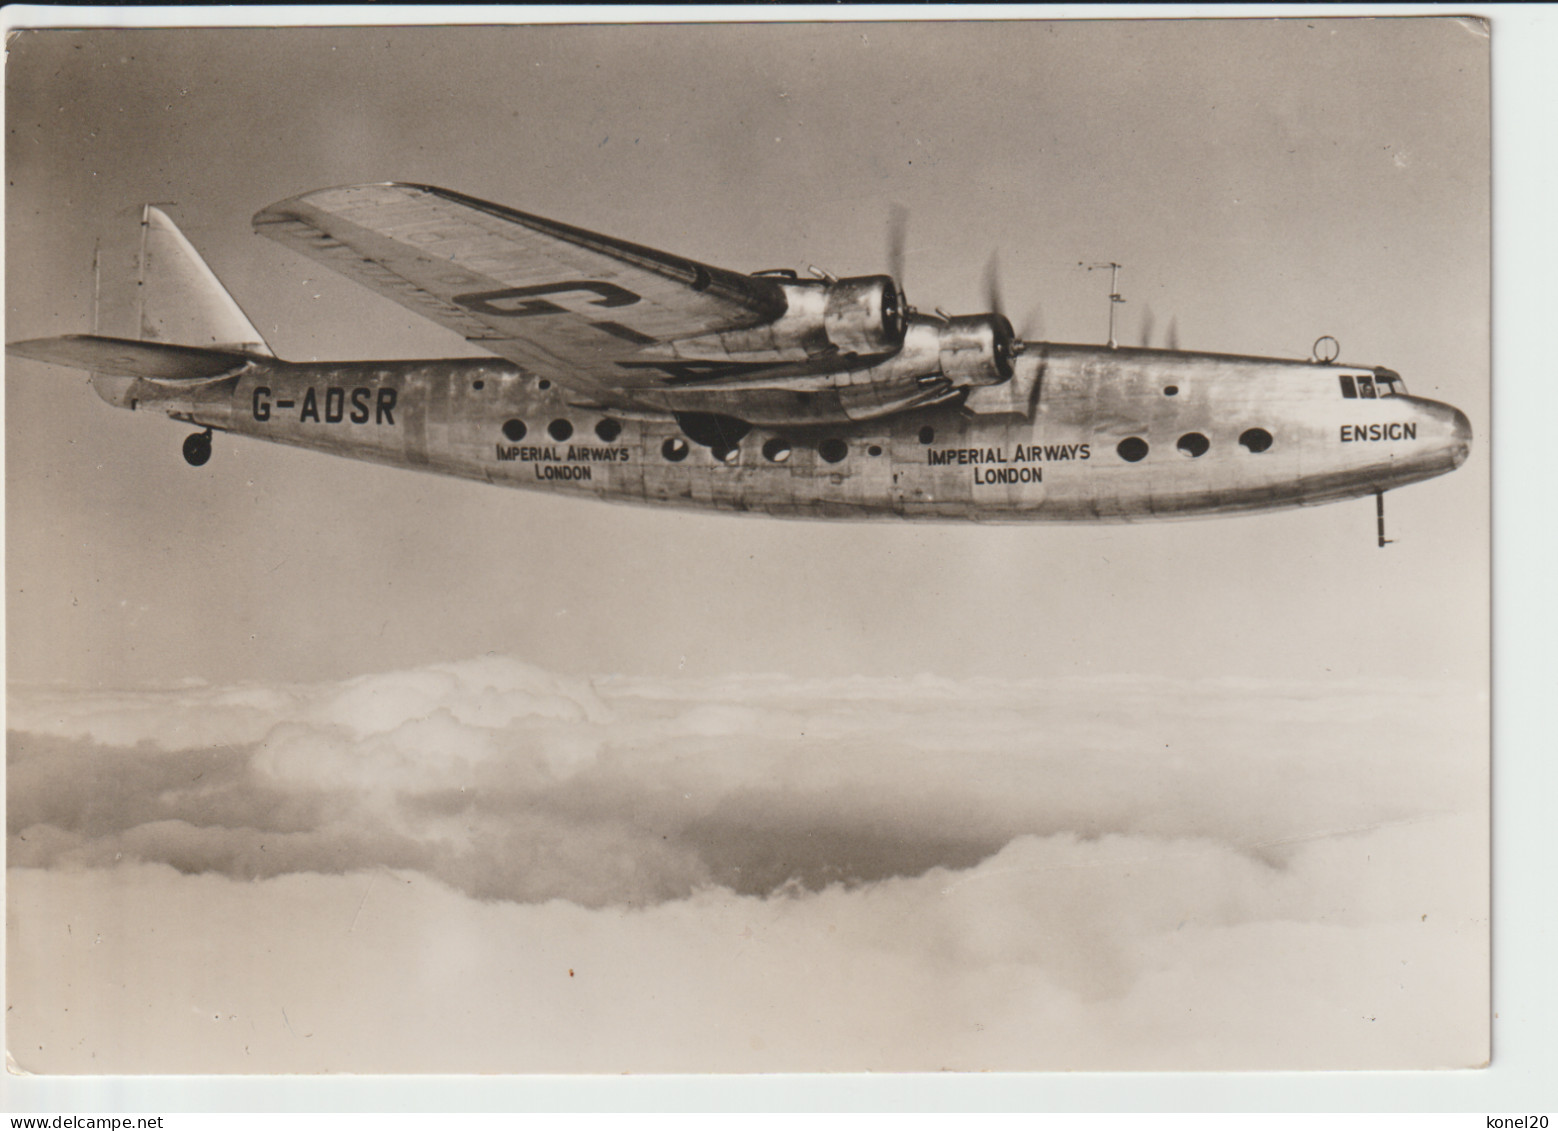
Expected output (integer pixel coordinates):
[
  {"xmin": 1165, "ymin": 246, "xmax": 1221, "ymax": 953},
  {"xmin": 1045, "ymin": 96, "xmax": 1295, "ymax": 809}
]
[
  {"xmin": 886, "ymin": 202, "xmax": 914, "ymax": 318},
  {"xmin": 1136, "ymin": 305, "xmax": 1182, "ymax": 350}
]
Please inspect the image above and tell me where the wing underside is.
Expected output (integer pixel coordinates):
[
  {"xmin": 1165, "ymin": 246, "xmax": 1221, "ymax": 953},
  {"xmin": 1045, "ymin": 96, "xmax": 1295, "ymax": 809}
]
[{"xmin": 253, "ymin": 183, "xmax": 786, "ymax": 399}]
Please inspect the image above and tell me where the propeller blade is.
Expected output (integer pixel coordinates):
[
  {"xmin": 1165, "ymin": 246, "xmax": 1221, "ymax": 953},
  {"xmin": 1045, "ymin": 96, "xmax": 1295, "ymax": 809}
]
[
  {"xmin": 984, "ymin": 251, "xmax": 1005, "ymax": 319},
  {"xmin": 1166, "ymin": 316, "xmax": 1180, "ymax": 351},
  {"xmin": 1138, "ymin": 304, "xmax": 1156, "ymax": 349},
  {"xmin": 887, "ymin": 203, "xmax": 909, "ymax": 290},
  {"xmin": 1019, "ymin": 303, "xmax": 1045, "ymax": 342}
]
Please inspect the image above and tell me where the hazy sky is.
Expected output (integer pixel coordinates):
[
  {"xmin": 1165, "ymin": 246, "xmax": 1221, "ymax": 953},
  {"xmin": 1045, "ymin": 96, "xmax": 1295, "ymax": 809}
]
[{"xmin": 6, "ymin": 18, "xmax": 1488, "ymax": 691}]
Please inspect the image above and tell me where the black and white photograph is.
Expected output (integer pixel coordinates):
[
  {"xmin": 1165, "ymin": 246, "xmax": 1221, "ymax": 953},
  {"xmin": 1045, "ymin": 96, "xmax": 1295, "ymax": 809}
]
[{"xmin": 6, "ymin": 13, "xmax": 1493, "ymax": 1086}]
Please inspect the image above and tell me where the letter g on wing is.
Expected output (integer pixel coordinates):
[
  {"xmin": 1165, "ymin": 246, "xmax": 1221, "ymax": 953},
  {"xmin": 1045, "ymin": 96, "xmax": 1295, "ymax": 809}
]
[{"xmin": 453, "ymin": 281, "xmax": 642, "ymax": 318}]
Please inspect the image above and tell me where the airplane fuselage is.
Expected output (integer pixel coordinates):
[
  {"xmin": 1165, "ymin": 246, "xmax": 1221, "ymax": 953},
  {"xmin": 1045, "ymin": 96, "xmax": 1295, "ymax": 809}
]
[{"xmin": 98, "ymin": 342, "xmax": 1471, "ymax": 522}]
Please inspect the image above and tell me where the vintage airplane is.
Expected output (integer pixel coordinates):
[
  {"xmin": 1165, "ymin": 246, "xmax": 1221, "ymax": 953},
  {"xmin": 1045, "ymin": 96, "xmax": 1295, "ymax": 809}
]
[{"xmin": 8, "ymin": 185, "xmax": 1470, "ymax": 544}]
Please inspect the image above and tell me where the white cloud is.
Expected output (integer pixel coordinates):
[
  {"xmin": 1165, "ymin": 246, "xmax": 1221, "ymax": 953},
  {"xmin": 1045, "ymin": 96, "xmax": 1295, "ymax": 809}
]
[{"xmin": 6, "ymin": 657, "xmax": 1487, "ymax": 1071}]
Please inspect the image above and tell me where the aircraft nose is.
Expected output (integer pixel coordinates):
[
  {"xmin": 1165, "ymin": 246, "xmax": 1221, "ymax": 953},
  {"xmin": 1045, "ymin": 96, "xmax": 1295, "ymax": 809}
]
[
  {"xmin": 1447, "ymin": 405, "xmax": 1473, "ymax": 469},
  {"xmin": 1418, "ymin": 399, "xmax": 1472, "ymax": 470}
]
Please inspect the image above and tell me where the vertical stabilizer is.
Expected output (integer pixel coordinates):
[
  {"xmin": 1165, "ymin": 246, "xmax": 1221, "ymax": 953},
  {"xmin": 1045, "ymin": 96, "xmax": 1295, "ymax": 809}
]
[{"xmin": 138, "ymin": 205, "xmax": 273, "ymax": 355}]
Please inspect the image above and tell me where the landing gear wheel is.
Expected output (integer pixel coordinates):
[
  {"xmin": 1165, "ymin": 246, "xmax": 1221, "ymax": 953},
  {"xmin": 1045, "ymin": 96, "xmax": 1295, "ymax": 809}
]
[{"xmin": 182, "ymin": 430, "xmax": 212, "ymax": 467}]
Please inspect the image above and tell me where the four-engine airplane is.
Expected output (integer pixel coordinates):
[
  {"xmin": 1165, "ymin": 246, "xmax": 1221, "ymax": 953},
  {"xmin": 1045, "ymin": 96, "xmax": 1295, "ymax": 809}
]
[{"xmin": 8, "ymin": 185, "xmax": 1471, "ymax": 542}]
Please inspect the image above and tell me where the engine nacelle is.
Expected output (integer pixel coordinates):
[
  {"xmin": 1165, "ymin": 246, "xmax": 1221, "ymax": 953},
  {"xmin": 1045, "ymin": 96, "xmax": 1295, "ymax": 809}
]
[
  {"xmin": 758, "ymin": 273, "xmax": 907, "ymax": 356},
  {"xmin": 813, "ymin": 275, "xmax": 906, "ymax": 356},
  {"xmin": 639, "ymin": 310, "xmax": 1022, "ymax": 427},
  {"xmin": 648, "ymin": 274, "xmax": 906, "ymax": 362},
  {"xmin": 936, "ymin": 313, "xmax": 1016, "ymax": 386}
]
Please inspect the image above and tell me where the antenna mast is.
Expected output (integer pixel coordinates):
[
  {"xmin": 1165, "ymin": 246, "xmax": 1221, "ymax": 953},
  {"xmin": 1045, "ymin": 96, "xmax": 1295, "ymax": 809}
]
[{"xmin": 1084, "ymin": 262, "xmax": 1126, "ymax": 348}]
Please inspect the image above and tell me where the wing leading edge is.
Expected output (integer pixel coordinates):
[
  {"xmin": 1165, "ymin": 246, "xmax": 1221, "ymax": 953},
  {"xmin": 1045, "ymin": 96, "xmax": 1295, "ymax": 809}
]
[{"xmin": 252, "ymin": 183, "xmax": 786, "ymax": 398}]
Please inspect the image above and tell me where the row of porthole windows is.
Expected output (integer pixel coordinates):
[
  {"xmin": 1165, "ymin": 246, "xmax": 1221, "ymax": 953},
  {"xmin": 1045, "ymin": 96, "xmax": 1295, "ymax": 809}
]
[
  {"xmin": 499, "ymin": 417, "xmax": 1275, "ymax": 464},
  {"xmin": 1115, "ymin": 428, "xmax": 1273, "ymax": 462},
  {"xmin": 502, "ymin": 417, "xmax": 624, "ymax": 444},
  {"xmin": 499, "ymin": 417, "xmax": 874, "ymax": 465},
  {"xmin": 663, "ymin": 435, "xmax": 874, "ymax": 464}
]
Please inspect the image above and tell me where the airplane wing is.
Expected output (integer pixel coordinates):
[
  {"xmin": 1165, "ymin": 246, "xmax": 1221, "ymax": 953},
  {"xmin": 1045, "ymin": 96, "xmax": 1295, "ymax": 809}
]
[{"xmin": 252, "ymin": 183, "xmax": 789, "ymax": 399}]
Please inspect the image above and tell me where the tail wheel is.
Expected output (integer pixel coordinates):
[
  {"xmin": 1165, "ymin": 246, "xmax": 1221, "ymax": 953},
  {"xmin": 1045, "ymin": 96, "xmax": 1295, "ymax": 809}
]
[{"xmin": 182, "ymin": 430, "xmax": 212, "ymax": 467}]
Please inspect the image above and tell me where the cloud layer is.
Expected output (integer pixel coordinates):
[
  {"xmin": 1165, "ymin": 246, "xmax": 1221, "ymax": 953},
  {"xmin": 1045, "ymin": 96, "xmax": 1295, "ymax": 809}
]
[{"xmin": 7, "ymin": 657, "xmax": 1488, "ymax": 1071}]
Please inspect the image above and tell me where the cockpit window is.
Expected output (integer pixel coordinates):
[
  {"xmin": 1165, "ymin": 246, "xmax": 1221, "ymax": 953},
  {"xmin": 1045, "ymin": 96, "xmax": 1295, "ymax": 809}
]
[{"xmin": 1341, "ymin": 370, "xmax": 1407, "ymax": 398}]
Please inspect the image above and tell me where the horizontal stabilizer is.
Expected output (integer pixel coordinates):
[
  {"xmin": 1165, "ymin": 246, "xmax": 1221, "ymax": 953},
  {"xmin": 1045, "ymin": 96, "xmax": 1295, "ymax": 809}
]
[{"xmin": 7, "ymin": 334, "xmax": 253, "ymax": 382}]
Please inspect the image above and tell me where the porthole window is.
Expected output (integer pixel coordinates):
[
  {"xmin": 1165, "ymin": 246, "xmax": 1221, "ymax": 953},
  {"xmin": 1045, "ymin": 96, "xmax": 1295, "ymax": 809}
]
[
  {"xmin": 472, "ymin": 380, "xmax": 485, "ymax": 391},
  {"xmin": 548, "ymin": 419, "xmax": 573, "ymax": 442},
  {"xmin": 1176, "ymin": 432, "xmax": 1210, "ymax": 458},
  {"xmin": 918, "ymin": 426, "xmax": 935, "ymax": 445},
  {"xmin": 502, "ymin": 419, "xmax": 527, "ymax": 442},
  {"xmin": 1239, "ymin": 428, "xmax": 1274, "ymax": 453},
  {"xmin": 538, "ymin": 379, "xmax": 552, "ymax": 391},
  {"xmin": 595, "ymin": 418, "xmax": 623, "ymax": 442},
  {"xmin": 1164, "ymin": 385, "xmax": 1179, "ymax": 397},
  {"xmin": 762, "ymin": 437, "xmax": 792, "ymax": 463},
  {"xmin": 662, "ymin": 437, "xmax": 690, "ymax": 462},
  {"xmin": 818, "ymin": 437, "xmax": 849, "ymax": 464},
  {"xmin": 712, "ymin": 443, "xmax": 740, "ymax": 464},
  {"xmin": 868, "ymin": 444, "xmax": 883, "ymax": 457},
  {"xmin": 1116, "ymin": 436, "xmax": 1149, "ymax": 463}
]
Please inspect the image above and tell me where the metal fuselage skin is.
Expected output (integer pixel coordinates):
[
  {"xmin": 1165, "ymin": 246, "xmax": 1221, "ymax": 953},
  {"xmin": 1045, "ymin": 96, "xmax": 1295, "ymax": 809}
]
[{"xmin": 101, "ymin": 343, "xmax": 1471, "ymax": 522}]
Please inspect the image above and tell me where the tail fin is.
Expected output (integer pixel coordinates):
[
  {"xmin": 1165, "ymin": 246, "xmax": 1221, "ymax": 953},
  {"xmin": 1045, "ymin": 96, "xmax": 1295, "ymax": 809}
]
[{"xmin": 137, "ymin": 205, "xmax": 273, "ymax": 356}]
